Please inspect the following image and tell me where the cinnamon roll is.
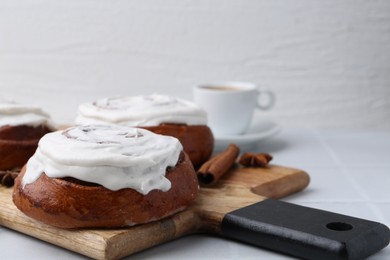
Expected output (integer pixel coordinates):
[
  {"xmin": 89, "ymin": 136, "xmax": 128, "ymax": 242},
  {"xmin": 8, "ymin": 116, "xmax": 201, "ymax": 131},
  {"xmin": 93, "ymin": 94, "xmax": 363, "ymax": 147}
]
[
  {"xmin": 0, "ymin": 97, "xmax": 54, "ymax": 171},
  {"xmin": 13, "ymin": 125, "xmax": 198, "ymax": 228},
  {"xmin": 75, "ymin": 95, "xmax": 214, "ymax": 168}
]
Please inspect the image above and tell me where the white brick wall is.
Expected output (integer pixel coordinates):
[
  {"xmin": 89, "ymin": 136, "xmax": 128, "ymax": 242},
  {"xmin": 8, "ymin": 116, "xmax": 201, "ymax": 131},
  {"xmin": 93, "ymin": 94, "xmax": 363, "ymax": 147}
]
[{"xmin": 1, "ymin": 0, "xmax": 389, "ymax": 129}]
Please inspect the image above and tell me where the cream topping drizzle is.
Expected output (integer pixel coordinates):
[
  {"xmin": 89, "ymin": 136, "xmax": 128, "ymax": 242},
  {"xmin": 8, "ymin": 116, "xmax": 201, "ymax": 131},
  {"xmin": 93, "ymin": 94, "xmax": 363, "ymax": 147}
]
[
  {"xmin": 0, "ymin": 97, "xmax": 54, "ymax": 128},
  {"xmin": 75, "ymin": 94, "xmax": 207, "ymax": 126},
  {"xmin": 22, "ymin": 125, "xmax": 183, "ymax": 195}
]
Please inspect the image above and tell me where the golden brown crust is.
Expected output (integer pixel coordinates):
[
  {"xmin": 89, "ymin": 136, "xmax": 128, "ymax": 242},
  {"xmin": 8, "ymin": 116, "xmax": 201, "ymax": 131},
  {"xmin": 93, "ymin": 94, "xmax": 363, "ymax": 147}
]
[
  {"xmin": 143, "ymin": 124, "xmax": 214, "ymax": 169},
  {"xmin": 0, "ymin": 125, "xmax": 52, "ymax": 170},
  {"xmin": 12, "ymin": 153, "xmax": 199, "ymax": 229}
]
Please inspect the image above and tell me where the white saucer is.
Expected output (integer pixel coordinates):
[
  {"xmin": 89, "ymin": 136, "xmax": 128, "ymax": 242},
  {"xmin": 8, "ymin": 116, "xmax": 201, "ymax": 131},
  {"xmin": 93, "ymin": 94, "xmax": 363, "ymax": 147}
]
[{"xmin": 214, "ymin": 120, "xmax": 281, "ymax": 151}]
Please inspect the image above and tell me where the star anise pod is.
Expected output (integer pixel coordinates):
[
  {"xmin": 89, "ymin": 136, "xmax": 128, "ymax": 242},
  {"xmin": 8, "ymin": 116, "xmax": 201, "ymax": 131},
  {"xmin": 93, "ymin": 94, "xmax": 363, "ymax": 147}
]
[{"xmin": 238, "ymin": 152, "xmax": 273, "ymax": 167}]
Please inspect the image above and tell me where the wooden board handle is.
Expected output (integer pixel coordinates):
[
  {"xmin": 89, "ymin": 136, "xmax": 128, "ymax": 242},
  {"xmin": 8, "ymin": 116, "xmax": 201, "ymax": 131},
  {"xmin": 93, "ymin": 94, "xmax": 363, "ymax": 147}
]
[{"xmin": 221, "ymin": 199, "xmax": 390, "ymax": 260}]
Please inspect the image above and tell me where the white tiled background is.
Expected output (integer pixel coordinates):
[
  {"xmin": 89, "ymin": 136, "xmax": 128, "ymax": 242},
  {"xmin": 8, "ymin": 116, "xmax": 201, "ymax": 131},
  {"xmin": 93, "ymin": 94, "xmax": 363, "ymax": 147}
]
[{"xmin": 1, "ymin": 0, "xmax": 389, "ymax": 130}]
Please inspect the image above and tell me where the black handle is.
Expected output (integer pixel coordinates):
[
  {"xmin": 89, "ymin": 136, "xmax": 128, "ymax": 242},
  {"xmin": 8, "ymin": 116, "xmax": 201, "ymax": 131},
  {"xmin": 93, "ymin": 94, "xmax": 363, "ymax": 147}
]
[{"xmin": 221, "ymin": 199, "xmax": 390, "ymax": 260}]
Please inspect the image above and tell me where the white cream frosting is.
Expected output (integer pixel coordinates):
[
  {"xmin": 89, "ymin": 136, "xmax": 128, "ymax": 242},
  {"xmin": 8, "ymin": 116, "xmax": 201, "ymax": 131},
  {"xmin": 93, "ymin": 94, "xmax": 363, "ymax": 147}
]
[
  {"xmin": 75, "ymin": 94, "xmax": 207, "ymax": 126},
  {"xmin": 0, "ymin": 97, "xmax": 54, "ymax": 129},
  {"xmin": 22, "ymin": 125, "xmax": 183, "ymax": 195}
]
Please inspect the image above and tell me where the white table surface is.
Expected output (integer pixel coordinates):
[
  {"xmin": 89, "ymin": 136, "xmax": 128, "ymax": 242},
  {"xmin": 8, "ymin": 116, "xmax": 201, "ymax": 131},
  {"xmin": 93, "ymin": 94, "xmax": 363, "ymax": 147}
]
[{"xmin": 1, "ymin": 128, "xmax": 389, "ymax": 259}]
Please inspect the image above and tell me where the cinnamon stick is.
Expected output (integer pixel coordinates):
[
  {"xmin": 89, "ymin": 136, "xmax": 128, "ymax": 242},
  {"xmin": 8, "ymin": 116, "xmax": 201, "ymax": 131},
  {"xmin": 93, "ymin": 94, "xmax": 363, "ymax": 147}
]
[
  {"xmin": 0, "ymin": 168, "xmax": 20, "ymax": 187},
  {"xmin": 197, "ymin": 144, "xmax": 240, "ymax": 186}
]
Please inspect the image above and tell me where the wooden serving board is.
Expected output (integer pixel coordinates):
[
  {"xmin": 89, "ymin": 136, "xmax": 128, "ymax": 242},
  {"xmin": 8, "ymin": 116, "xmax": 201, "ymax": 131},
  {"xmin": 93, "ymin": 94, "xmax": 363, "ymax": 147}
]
[
  {"xmin": 1, "ymin": 165, "xmax": 389, "ymax": 260},
  {"xmin": 0, "ymin": 165, "xmax": 309, "ymax": 259}
]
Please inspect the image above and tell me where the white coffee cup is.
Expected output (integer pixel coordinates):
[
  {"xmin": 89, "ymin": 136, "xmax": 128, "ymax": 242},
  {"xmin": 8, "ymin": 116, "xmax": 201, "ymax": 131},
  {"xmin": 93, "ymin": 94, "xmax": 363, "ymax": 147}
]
[{"xmin": 193, "ymin": 82, "xmax": 275, "ymax": 136}]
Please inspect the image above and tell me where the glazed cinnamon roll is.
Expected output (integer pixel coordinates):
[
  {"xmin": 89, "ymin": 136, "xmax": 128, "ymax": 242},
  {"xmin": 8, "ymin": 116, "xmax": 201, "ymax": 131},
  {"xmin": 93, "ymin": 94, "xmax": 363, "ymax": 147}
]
[
  {"xmin": 75, "ymin": 95, "xmax": 214, "ymax": 168},
  {"xmin": 0, "ymin": 97, "xmax": 54, "ymax": 171},
  {"xmin": 13, "ymin": 125, "xmax": 198, "ymax": 228}
]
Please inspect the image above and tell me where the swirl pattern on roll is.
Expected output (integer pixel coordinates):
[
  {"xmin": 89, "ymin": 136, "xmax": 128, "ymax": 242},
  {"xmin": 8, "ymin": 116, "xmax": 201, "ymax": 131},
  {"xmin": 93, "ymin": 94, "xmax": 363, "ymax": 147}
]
[
  {"xmin": 76, "ymin": 94, "xmax": 207, "ymax": 126},
  {"xmin": 22, "ymin": 125, "xmax": 183, "ymax": 195},
  {"xmin": 0, "ymin": 97, "xmax": 54, "ymax": 128}
]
